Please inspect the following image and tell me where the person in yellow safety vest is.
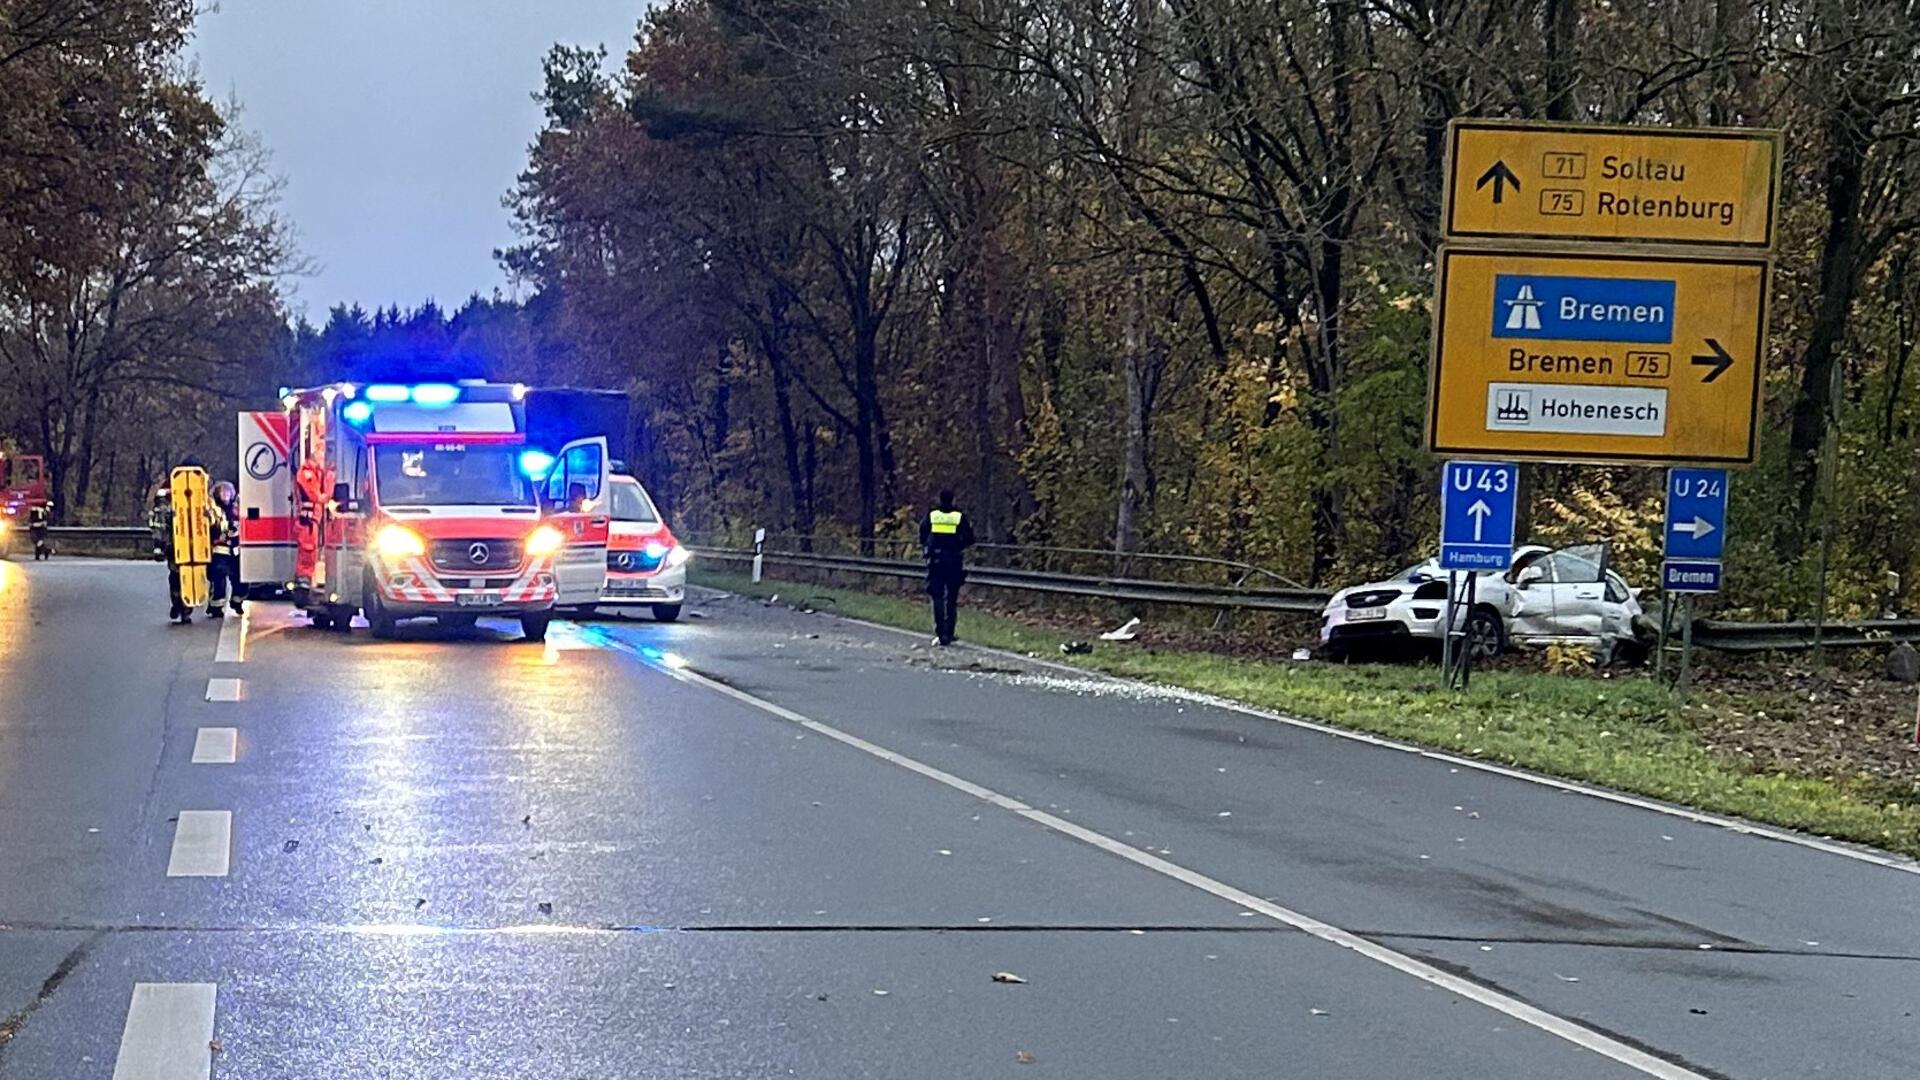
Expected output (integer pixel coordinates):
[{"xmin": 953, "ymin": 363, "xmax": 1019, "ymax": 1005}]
[
  {"xmin": 919, "ymin": 489, "xmax": 976, "ymax": 646},
  {"xmin": 205, "ymin": 480, "xmax": 244, "ymax": 618}
]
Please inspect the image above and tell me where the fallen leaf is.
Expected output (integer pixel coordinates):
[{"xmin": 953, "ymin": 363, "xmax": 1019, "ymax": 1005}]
[
  {"xmin": 1015, "ymin": 1051, "xmax": 1035, "ymax": 1064},
  {"xmin": 537, "ymin": 901, "xmax": 553, "ymax": 915},
  {"xmin": 1309, "ymin": 1008, "xmax": 1329, "ymax": 1017},
  {"xmin": 414, "ymin": 898, "xmax": 427, "ymax": 910},
  {"xmin": 1554, "ymin": 974, "xmax": 1580, "ymax": 983},
  {"xmin": 208, "ymin": 1039, "xmax": 222, "ymax": 1054},
  {"xmin": 281, "ymin": 840, "xmax": 299, "ymax": 854},
  {"xmin": 521, "ymin": 815, "xmax": 532, "ymax": 827},
  {"xmin": 991, "ymin": 972, "xmax": 1027, "ymax": 985}
]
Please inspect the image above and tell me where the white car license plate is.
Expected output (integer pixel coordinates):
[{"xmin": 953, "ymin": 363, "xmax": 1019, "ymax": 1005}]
[
  {"xmin": 456, "ymin": 593, "xmax": 501, "ymax": 607},
  {"xmin": 1347, "ymin": 607, "xmax": 1387, "ymax": 621}
]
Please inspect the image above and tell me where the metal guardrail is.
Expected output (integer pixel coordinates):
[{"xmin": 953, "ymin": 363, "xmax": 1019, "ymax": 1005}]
[
  {"xmin": 1691, "ymin": 618, "xmax": 1920, "ymax": 653},
  {"xmin": 698, "ymin": 543, "xmax": 1920, "ymax": 653},
  {"xmin": 697, "ymin": 545, "xmax": 1334, "ymax": 614}
]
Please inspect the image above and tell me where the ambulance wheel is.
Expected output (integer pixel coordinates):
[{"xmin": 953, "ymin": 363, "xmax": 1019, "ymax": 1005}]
[
  {"xmin": 519, "ymin": 613, "xmax": 551, "ymax": 642},
  {"xmin": 652, "ymin": 604, "xmax": 682, "ymax": 623},
  {"xmin": 366, "ymin": 591, "xmax": 397, "ymax": 639}
]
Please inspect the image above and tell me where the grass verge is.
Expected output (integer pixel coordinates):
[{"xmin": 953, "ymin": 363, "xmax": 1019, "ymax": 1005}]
[{"xmin": 695, "ymin": 568, "xmax": 1920, "ymax": 860}]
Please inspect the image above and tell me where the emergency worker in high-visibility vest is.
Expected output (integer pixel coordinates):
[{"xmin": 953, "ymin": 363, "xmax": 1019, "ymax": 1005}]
[{"xmin": 919, "ymin": 489, "xmax": 976, "ymax": 646}]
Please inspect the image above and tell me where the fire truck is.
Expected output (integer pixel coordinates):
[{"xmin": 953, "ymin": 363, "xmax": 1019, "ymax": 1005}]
[
  {"xmin": 0, "ymin": 452, "xmax": 49, "ymax": 557},
  {"xmin": 238, "ymin": 381, "xmax": 611, "ymax": 641}
]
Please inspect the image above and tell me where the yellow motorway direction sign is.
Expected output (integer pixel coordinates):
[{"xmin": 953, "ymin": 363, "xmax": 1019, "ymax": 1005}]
[
  {"xmin": 1427, "ymin": 247, "xmax": 1770, "ymax": 465},
  {"xmin": 1443, "ymin": 120, "xmax": 1780, "ymax": 250}
]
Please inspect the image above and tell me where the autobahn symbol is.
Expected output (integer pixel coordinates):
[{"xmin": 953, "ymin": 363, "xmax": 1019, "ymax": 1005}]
[{"xmin": 1439, "ymin": 460, "xmax": 1518, "ymax": 571}]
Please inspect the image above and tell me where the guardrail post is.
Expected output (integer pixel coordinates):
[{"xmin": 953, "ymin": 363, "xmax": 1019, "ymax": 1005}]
[{"xmin": 751, "ymin": 527, "xmax": 765, "ymax": 584}]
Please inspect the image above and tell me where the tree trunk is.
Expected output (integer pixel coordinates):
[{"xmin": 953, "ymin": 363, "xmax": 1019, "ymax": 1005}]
[
  {"xmin": 1785, "ymin": 104, "xmax": 1869, "ymax": 554},
  {"xmin": 1116, "ymin": 261, "xmax": 1153, "ymax": 555}
]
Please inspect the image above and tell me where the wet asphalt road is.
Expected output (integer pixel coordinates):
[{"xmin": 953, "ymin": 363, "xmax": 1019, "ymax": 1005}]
[{"xmin": 0, "ymin": 559, "xmax": 1916, "ymax": 1078}]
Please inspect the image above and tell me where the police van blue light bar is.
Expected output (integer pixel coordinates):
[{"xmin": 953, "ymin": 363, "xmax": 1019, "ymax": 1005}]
[
  {"xmin": 518, "ymin": 449, "xmax": 556, "ymax": 479},
  {"xmin": 342, "ymin": 400, "xmax": 373, "ymax": 425},
  {"xmin": 410, "ymin": 383, "xmax": 460, "ymax": 407},
  {"xmin": 364, "ymin": 384, "xmax": 410, "ymax": 403}
]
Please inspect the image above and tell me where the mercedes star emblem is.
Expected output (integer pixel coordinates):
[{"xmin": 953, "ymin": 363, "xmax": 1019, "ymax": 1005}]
[{"xmin": 467, "ymin": 542, "xmax": 490, "ymax": 565}]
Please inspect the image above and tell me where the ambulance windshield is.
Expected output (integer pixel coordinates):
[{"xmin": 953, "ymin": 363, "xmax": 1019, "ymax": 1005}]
[{"xmin": 373, "ymin": 445, "xmax": 534, "ymax": 507}]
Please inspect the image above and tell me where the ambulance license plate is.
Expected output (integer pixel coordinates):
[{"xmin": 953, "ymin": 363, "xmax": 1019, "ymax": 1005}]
[{"xmin": 456, "ymin": 593, "xmax": 501, "ymax": 607}]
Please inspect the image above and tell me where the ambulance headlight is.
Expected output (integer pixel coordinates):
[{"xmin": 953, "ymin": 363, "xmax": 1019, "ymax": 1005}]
[
  {"xmin": 372, "ymin": 524, "xmax": 426, "ymax": 558},
  {"xmin": 524, "ymin": 524, "xmax": 565, "ymax": 557}
]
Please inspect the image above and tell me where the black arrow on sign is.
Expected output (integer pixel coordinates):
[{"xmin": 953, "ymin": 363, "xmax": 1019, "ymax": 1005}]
[
  {"xmin": 1692, "ymin": 338, "xmax": 1734, "ymax": 383},
  {"xmin": 1476, "ymin": 160, "xmax": 1521, "ymax": 204}
]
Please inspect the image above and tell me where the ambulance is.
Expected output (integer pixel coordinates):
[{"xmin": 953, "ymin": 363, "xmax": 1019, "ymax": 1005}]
[{"xmin": 238, "ymin": 381, "xmax": 611, "ymax": 641}]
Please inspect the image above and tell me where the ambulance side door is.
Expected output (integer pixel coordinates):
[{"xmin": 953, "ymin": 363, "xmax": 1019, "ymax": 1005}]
[{"xmin": 543, "ymin": 436, "xmax": 611, "ymax": 607}]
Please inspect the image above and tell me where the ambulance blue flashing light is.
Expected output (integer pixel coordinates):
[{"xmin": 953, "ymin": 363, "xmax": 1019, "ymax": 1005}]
[
  {"xmin": 410, "ymin": 383, "xmax": 460, "ymax": 407},
  {"xmin": 364, "ymin": 384, "xmax": 410, "ymax": 403},
  {"xmin": 518, "ymin": 449, "xmax": 556, "ymax": 480},
  {"xmin": 342, "ymin": 400, "xmax": 374, "ymax": 425}
]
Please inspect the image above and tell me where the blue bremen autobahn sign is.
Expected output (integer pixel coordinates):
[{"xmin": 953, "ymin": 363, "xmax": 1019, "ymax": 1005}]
[
  {"xmin": 1663, "ymin": 467, "xmax": 1729, "ymax": 593},
  {"xmin": 1440, "ymin": 461, "xmax": 1518, "ymax": 571}
]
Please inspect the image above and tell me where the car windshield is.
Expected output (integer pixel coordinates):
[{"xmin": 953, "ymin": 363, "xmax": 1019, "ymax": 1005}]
[
  {"xmin": 373, "ymin": 444, "xmax": 534, "ymax": 507},
  {"xmin": 609, "ymin": 479, "xmax": 659, "ymax": 523}
]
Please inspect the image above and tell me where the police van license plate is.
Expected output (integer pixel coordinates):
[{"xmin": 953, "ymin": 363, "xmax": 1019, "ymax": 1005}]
[
  {"xmin": 456, "ymin": 593, "xmax": 501, "ymax": 607},
  {"xmin": 1347, "ymin": 607, "xmax": 1387, "ymax": 621}
]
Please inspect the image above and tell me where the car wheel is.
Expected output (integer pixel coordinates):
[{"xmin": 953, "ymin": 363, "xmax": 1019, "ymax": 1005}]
[
  {"xmin": 1464, "ymin": 608, "xmax": 1506, "ymax": 659},
  {"xmin": 652, "ymin": 603, "xmax": 682, "ymax": 623},
  {"xmin": 520, "ymin": 613, "xmax": 551, "ymax": 642}
]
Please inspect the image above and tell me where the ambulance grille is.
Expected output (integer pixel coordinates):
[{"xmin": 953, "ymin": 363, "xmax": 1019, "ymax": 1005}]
[{"xmin": 429, "ymin": 539, "xmax": 524, "ymax": 573}]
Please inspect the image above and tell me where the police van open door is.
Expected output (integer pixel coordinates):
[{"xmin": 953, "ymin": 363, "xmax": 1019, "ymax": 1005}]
[
  {"xmin": 543, "ymin": 436, "xmax": 610, "ymax": 608},
  {"xmin": 237, "ymin": 411, "xmax": 295, "ymax": 588}
]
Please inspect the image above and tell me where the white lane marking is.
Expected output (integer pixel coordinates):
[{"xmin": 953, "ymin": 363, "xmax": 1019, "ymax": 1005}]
[
  {"xmin": 204, "ymin": 678, "xmax": 243, "ymax": 703},
  {"xmin": 166, "ymin": 811, "xmax": 232, "ymax": 877},
  {"xmin": 111, "ymin": 982, "xmax": 217, "ymax": 1080},
  {"xmin": 635, "ymin": 650, "xmax": 1709, "ymax": 1080},
  {"xmin": 213, "ymin": 604, "xmax": 248, "ymax": 663},
  {"xmin": 190, "ymin": 728, "xmax": 237, "ymax": 765},
  {"xmin": 825, "ymin": 610, "xmax": 1920, "ymax": 877}
]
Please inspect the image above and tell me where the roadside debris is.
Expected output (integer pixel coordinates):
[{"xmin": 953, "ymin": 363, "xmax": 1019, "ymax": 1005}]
[
  {"xmin": 1015, "ymin": 1050, "xmax": 1035, "ymax": 1064},
  {"xmin": 537, "ymin": 901, "xmax": 553, "ymax": 915},
  {"xmin": 281, "ymin": 840, "xmax": 299, "ymax": 854},
  {"xmin": 1060, "ymin": 641, "xmax": 1091, "ymax": 656},
  {"xmin": 991, "ymin": 972, "xmax": 1027, "ymax": 984},
  {"xmin": 1100, "ymin": 617, "xmax": 1140, "ymax": 642}
]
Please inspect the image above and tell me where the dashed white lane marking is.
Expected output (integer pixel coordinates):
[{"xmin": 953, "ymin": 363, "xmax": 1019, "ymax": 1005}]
[
  {"xmin": 829, "ymin": 611, "xmax": 1920, "ymax": 877},
  {"xmin": 190, "ymin": 728, "xmax": 237, "ymax": 765},
  {"xmin": 166, "ymin": 811, "xmax": 232, "ymax": 877},
  {"xmin": 213, "ymin": 604, "xmax": 248, "ymax": 662},
  {"xmin": 204, "ymin": 678, "xmax": 243, "ymax": 703},
  {"xmin": 111, "ymin": 982, "xmax": 217, "ymax": 1080},
  {"xmin": 634, "ymin": 648, "xmax": 1709, "ymax": 1080}
]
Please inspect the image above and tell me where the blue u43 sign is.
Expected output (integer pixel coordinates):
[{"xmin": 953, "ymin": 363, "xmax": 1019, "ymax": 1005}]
[{"xmin": 1439, "ymin": 461, "xmax": 1518, "ymax": 571}]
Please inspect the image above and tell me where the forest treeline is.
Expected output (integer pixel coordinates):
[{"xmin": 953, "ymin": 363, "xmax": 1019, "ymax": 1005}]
[
  {"xmin": 0, "ymin": 0, "xmax": 294, "ymax": 519},
  {"xmin": 5, "ymin": 0, "xmax": 1919, "ymax": 619},
  {"xmin": 502, "ymin": 0, "xmax": 1920, "ymax": 615}
]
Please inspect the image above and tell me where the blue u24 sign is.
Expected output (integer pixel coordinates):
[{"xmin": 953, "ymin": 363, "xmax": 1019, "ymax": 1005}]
[{"xmin": 1439, "ymin": 461, "xmax": 1518, "ymax": 571}]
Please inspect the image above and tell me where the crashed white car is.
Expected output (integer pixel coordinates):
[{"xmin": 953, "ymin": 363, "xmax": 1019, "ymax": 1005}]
[{"xmin": 1320, "ymin": 544, "xmax": 1646, "ymax": 662}]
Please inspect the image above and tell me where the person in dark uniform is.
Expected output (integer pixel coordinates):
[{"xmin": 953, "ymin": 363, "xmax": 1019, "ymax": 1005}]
[
  {"xmin": 206, "ymin": 480, "xmax": 243, "ymax": 617},
  {"xmin": 919, "ymin": 489, "xmax": 975, "ymax": 646},
  {"xmin": 27, "ymin": 500, "xmax": 52, "ymax": 560}
]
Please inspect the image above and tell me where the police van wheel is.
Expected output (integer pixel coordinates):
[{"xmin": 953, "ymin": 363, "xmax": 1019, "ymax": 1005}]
[
  {"xmin": 519, "ymin": 613, "xmax": 551, "ymax": 642},
  {"xmin": 652, "ymin": 604, "xmax": 682, "ymax": 623}
]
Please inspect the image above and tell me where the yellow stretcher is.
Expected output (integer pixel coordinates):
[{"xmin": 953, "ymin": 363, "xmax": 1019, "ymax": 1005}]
[{"xmin": 169, "ymin": 466, "xmax": 211, "ymax": 609}]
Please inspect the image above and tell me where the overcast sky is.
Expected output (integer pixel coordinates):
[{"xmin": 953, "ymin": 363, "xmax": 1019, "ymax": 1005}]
[{"xmin": 193, "ymin": 1, "xmax": 644, "ymax": 319}]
